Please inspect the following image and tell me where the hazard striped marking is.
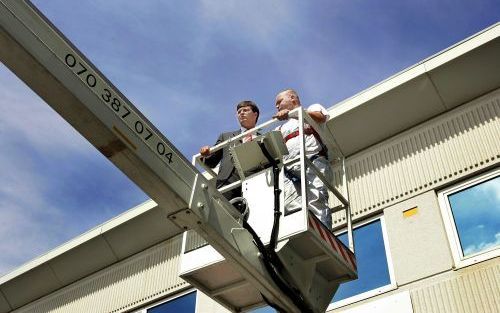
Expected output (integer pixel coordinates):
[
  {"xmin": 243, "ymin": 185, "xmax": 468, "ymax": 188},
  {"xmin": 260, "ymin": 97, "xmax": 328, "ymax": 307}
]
[{"xmin": 308, "ymin": 214, "xmax": 357, "ymax": 271}]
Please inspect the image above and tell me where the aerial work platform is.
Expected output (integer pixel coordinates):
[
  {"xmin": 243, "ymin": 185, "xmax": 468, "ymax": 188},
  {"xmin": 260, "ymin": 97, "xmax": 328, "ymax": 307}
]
[
  {"xmin": 0, "ymin": 1, "xmax": 356, "ymax": 312},
  {"xmin": 181, "ymin": 116, "xmax": 357, "ymax": 312},
  {"xmin": 180, "ymin": 209, "xmax": 356, "ymax": 312}
]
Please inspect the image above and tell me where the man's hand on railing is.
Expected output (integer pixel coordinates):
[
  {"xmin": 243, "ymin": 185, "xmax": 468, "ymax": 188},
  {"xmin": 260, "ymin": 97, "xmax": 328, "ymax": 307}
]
[
  {"xmin": 304, "ymin": 124, "xmax": 315, "ymax": 135},
  {"xmin": 200, "ymin": 146, "xmax": 211, "ymax": 157},
  {"xmin": 273, "ymin": 109, "xmax": 290, "ymax": 120}
]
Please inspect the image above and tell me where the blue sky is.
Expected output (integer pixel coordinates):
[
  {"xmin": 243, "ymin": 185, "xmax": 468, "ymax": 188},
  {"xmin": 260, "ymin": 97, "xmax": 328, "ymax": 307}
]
[{"xmin": 0, "ymin": 0, "xmax": 499, "ymax": 280}]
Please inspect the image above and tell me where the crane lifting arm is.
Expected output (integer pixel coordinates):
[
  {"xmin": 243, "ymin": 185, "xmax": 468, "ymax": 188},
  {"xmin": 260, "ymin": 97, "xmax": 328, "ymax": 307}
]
[{"xmin": 0, "ymin": 1, "xmax": 303, "ymax": 312}]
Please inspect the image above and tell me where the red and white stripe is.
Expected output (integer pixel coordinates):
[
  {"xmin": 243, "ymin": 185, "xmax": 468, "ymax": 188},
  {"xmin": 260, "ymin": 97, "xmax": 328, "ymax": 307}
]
[{"xmin": 308, "ymin": 214, "xmax": 357, "ymax": 272}]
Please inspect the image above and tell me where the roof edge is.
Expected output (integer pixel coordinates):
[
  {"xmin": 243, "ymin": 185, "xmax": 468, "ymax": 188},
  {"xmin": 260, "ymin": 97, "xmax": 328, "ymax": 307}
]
[{"xmin": 327, "ymin": 22, "xmax": 500, "ymax": 117}]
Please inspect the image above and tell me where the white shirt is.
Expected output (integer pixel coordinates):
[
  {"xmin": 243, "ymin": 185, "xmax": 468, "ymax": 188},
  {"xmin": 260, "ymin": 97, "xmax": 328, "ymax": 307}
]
[
  {"xmin": 277, "ymin": 103, "xmax": 329, "ymax": 161},
  {"xmin": 240, "ymin": 127, "xmax": 255, "ymax": 143}
]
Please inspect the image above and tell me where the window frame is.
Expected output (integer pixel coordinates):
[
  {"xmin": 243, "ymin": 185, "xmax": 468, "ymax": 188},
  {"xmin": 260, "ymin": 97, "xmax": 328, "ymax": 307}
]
[
  {"xmin": 327, "ymin": 214, "xmax": 396, "ymax": 310},
  {"xmin": 438, "ymin": 168, "xmax": 500, "ymax": 269},
  {"xmin": 131, "ymin": 289, "xmax": 197, "ymax": 313}
]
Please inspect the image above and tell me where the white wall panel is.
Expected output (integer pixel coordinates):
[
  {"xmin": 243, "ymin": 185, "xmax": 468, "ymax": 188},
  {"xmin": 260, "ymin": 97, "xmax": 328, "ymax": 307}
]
[
  {"xmin": 332, "ymin": 88, "xmax": 500, "ymax": 227},
  {"xmin": 330, "ymin": 291, "xmax": 413, "ymax": 313},
  {"xmin": 383, "ymin": 191, "xmax": 453, "ymax": 285},
  {"xmin": 13, "ymin": 236, "xmax": 188, "ymax": 313}
]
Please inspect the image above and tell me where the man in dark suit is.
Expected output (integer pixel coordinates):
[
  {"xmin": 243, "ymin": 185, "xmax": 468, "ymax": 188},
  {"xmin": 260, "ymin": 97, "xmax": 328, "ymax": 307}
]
[{"xmin": 200, "ymin": 100, "xmax": 259, "ymax": 201}]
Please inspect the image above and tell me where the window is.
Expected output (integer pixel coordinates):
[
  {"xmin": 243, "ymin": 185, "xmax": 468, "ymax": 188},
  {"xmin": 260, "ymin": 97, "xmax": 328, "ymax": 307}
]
[
  {"xmin": 250, "ymin": 306, "xmax": 275, "ymax": 313},
  {"xmin": 438, "ymin": 169, "xmax": 500, "ymax": 268},
  {"xmin": 328, "ymin": 216, "xmax": 395, "ymax": 310},
  {"xmin": 147, "ymin": 291, "xmax": 196, "ymax": 313},
  {"xmin": 132, "ymin": 291, "xmax": 196, "ymax": 313}
]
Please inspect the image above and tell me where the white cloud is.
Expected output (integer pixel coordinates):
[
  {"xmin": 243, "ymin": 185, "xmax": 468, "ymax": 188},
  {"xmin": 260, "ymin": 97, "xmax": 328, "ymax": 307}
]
[
  {"xmin": 0, "ymin": 147, "xmax": 61, "ymax": 275},
  {"xmin": 463, "ymin": 232, "xmax": 500, "ymax": 256},
  {"xmin": 0, "ymin": 203, "xmax": 57, "ymax": 275},
  {"xmin": 482, "ymin": 177, "xmax": 500, "ymax": 203},
  {"xmin": 199, "ymin": 1, "xmax": 298, "ymax": 48},
  {"xmin": 470, "ymin": 176, "xmax": 500, "ymax": 210}
]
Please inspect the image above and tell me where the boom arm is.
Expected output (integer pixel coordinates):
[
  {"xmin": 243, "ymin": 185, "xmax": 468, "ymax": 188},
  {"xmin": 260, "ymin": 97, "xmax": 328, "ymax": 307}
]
[{"xmin": 0, "ymin": 1, "xmax": 301, "ymax": 312}]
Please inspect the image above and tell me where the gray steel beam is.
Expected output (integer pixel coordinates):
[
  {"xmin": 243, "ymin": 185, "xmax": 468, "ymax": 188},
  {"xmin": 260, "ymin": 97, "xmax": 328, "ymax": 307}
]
[{"xmin": 0, "ymin": 1, "xmax": 300, "ymax": 312}]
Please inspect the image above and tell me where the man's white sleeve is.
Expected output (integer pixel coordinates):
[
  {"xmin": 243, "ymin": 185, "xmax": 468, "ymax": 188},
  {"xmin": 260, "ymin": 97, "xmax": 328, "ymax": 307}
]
[{"xmin": 307, "ymin": 103, "xmax": 330, "ymax": 120}]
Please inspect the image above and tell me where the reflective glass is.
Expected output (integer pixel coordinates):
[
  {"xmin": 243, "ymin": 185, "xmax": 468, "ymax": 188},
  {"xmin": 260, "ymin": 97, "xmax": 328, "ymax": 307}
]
[
  {"xmin": 448, "ymin": 176, "xmax": 500, "ymax": 257},
  {"xmin": 250, "ymin": 306, "xmax": 275, "ymax": 313},
  {"xmin": 332, "ymin": 219, "xmax": 391, "ymax": 302},
  {"xmin": 147, "ymin": 292, "xmax": 196, "ymax": 313}
]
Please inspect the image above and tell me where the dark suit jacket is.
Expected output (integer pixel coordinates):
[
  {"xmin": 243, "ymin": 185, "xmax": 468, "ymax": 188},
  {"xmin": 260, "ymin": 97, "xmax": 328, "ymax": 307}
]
[{"xmin": 202, "ymin": 130, "xmax": 241, "ymax": 199}]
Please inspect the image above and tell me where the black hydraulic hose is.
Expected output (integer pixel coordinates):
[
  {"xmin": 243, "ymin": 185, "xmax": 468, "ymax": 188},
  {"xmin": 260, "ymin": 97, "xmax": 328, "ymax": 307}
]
[
  {"xmin": 250, "ymin": 141, "xmax": 313, "ymax": 313},
  {"xmin": 269, "ymin": 164, "xmax": 281, "ymax": 251},
  {"xmin": 261, "ymin": 294, "xmax": 287, "ymax": 313},
  {"xmin": 256, "ymin": 142, "xmax": 281, "ymax": 251},
  {"xmin": 242, "ymin": 220, "xmax": 286, "ymax": 313},
  {"xmin": 242, "ymin": 220, "xmax": 313, "ymax": 313}
]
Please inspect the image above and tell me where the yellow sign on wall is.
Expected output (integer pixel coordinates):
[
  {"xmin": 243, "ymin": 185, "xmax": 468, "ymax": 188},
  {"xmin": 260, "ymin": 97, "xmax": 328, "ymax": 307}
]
[{"xmin": 403, "ymin": 207, "xmax": 418, "ymax": 218}]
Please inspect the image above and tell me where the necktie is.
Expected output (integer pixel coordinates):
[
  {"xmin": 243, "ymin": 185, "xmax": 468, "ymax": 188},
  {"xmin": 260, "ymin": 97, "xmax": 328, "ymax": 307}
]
[{"xmin": 243, "ymin": 133, "xmax": 253, "ymax": 143}]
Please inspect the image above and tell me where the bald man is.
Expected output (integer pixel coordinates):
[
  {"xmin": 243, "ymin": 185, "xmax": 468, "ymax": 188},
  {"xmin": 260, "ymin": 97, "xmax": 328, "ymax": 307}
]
[{"xmin": 274, "ymin": 89, "xmax": 333, "ymax": 230}]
